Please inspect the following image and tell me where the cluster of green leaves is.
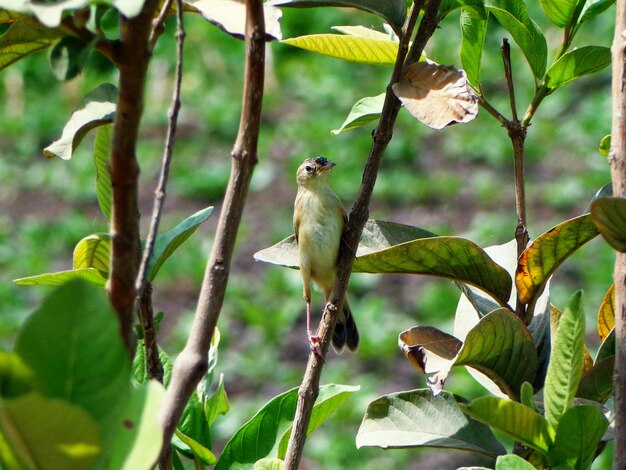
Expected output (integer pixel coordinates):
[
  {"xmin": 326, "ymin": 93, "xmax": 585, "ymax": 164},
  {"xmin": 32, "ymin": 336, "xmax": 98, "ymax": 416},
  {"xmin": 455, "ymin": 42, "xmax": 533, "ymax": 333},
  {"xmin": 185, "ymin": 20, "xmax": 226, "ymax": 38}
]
[
  {"xmin": 255, "ymin": 0, "xmax": 618, "ymax": 467},
  {"xmin": 0, "ymin": 280, "xmax": 165, "ymax": 469}
]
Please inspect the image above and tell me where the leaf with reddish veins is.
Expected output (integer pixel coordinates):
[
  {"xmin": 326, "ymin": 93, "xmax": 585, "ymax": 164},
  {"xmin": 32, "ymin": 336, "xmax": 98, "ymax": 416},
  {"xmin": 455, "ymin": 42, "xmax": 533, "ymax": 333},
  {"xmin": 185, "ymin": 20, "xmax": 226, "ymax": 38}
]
[{"xmin": 392, "ymin": 62, "xmax": 478, "ymax": 129}]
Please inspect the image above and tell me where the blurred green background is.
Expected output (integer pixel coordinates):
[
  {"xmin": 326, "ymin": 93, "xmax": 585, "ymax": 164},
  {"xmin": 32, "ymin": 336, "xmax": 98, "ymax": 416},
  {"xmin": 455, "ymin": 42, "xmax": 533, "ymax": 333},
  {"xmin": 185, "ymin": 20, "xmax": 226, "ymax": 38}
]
[{"xmin": 0, "ymin": 3, "xmax": 617, "ymax": 468}]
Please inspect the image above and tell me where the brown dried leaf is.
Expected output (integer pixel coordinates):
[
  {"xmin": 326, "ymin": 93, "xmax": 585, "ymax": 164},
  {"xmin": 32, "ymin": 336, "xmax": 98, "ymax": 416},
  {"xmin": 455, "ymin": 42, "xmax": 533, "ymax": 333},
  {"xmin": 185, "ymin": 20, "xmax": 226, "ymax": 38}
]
[
  {"xmin": 398, "ymin": 326, "xmax": 462, "ymax": 394},
  {"xmin": 392, "ymin": 62, "xmax": 478, "ymax": 130}
]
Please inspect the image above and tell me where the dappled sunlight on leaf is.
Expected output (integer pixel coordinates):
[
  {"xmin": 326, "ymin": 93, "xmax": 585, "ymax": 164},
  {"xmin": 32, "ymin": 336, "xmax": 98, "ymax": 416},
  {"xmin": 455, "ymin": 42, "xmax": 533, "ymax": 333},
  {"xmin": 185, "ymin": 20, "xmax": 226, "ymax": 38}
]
[{"xmin": 356, "ymin": 390, "xmax": 505, "ymax": 456}]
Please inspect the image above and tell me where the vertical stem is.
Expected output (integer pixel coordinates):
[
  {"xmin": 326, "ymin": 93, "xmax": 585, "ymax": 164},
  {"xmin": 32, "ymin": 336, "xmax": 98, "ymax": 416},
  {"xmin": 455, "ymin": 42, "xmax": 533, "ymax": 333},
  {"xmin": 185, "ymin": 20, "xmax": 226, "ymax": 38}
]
[
  {"xmin": 501, "ymin": 37, "xmax": 529, "ymax": 322},
  {"xmin": 108, "ymin": 0, "xmax": 159, "ymax": 353},
  {"xmin": 158, "ymin": 0, "xmax": 265, "ymax": 452},
  {"xmin": 610, "ymin": 1, "xmax": 626, "ymax": 467},
  {"xmin": 139, "ymin": 282, "xmax": 164, "ymax": 382}
]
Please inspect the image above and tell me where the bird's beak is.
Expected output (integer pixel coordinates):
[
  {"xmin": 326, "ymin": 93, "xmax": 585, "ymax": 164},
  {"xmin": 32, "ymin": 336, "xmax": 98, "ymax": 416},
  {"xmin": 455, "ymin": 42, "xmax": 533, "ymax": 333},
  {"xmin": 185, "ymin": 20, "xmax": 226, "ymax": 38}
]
[{"xmin": 318, "ymin": 161, "xmax": 336, "ymax": 172}]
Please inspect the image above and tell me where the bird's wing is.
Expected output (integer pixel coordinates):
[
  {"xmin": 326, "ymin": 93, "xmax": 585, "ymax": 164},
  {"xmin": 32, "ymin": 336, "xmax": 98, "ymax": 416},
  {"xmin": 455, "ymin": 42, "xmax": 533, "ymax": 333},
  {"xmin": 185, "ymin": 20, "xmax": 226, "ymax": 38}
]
[{"xmin": 293, "ymin": 197, "xmax": 301, "ymax": 244}]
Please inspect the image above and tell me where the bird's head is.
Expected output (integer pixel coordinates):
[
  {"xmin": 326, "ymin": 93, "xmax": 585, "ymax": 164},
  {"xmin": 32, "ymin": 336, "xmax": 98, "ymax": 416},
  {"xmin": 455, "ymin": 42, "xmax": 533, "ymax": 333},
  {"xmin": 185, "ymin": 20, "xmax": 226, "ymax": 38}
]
[{"xmin": 296, "ymin": 157, "xmax": 336, "ymax": 188}]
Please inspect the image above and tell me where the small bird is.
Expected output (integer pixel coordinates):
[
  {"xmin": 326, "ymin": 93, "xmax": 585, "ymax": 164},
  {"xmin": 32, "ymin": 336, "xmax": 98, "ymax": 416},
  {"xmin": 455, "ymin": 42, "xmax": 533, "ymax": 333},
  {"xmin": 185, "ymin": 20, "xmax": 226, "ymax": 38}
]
[{"xmin": 293, "ymin": 156, "xmax": 359, "ymax": 354}]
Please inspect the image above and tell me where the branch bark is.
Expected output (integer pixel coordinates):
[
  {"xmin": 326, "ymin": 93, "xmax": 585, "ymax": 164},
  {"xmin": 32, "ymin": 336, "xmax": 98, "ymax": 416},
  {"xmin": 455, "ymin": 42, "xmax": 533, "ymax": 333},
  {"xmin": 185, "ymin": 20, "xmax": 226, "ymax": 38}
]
[
  {"xmin": 158, "ymin": 0, "xmax": 266, "ymax": 452},
  {"xmin": 108, "ymin": 0, "xmax": 160, "ymax": 353},
  {"xmin": 610, "ymin": 2, "xmax": 626, "ymax": 467},
  {"xmin": 282, "ymin": 1, "xmax": 441, "ymax": 468}
]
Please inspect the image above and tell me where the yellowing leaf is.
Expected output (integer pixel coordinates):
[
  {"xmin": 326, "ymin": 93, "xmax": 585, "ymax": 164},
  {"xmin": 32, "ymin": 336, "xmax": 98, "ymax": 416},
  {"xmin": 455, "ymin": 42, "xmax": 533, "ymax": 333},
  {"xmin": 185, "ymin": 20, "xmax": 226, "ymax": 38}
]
[
  {"xmin": 281, "ymin": 34, "xmax": 398, "ymax": 65},
  {"xmin": 392, "ymin": 62, "xmax": 478, "ymax": 130},
  {"xmin": 516, "ymin": 214, "xmax": 599, "ymax": 305},
  {"xmin": 597, "ymin": 284, "xmax": 615, "ymax": 341}
]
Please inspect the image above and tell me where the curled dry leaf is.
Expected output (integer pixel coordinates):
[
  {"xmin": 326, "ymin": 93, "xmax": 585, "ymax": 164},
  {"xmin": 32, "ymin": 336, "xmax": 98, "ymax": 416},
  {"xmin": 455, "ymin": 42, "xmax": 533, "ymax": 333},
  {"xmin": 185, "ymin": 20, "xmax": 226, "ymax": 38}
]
[
  {"xmin": 398, "ymin": 327, "xmax": 462, "ymax": 394},
  {"xmin": 392, "ymin": 62, "xmax": 478, "ymax": 130}
]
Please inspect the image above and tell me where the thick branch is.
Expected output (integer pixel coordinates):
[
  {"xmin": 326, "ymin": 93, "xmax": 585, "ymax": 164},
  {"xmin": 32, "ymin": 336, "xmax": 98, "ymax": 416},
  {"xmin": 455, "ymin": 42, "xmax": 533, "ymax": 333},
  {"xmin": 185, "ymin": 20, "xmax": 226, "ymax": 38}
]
[
  {"xmin": 158, "ymin": 0, "xmax": 265, "ymax": 452},
  {"xmin": 282, "ymin": 1, "xmax": 441, "ymax": 468},
  {"xmin": 108, "ymin": 0, "xmax": 160, "ymax": 353},
  {"xmin": 610, "ymin": 2, "xmax": 626, "ymax": 468}
]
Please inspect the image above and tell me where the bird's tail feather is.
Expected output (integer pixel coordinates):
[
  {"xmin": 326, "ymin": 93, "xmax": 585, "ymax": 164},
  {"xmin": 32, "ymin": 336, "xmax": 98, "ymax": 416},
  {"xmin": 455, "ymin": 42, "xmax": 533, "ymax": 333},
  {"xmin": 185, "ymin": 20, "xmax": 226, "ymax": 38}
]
[{"xmin": 332, "ymin": 300, "xmax": 359, "ymax": 353}]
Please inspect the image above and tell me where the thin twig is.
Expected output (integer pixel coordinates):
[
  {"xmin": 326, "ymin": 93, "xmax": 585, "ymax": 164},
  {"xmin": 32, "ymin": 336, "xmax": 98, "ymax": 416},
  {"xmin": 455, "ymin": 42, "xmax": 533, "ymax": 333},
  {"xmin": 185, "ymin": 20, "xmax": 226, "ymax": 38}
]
[
  {"xmin": 149, "ymin": 0, "xmax": 176, "ymax": 49},
  {"xmin": 139, "ymin": 282, "xmax": 164, "ymax": 382},
  {"xmin": 108, "ymin": 0, "xmax": 160, "ymax": 354},
  {"xmin": 158, "ymin": 0, "xmax": 265, "ymax": 455},
  {"xmin": 609, "ymin": 2, "xmax": 626, "ymax": 468},
  {"xmin": 282, "ymin": 1, "xmax": 441, "ymax": 468},
  {"xmin": 477, "ymin": 94, "xmax": 509, "ymax": 127},
  {"xmin": 501, "ymin": 38, "xmax": 518, "ymax": 123},
  {"xmin": 136, "ymin": 0, "xmax": 185, "ymax": 300}
]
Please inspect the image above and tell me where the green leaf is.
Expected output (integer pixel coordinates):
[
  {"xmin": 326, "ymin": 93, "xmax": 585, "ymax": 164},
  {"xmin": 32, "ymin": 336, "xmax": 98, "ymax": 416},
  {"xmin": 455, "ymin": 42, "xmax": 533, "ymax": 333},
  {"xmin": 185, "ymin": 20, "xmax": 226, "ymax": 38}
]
[
  {"xmin": 439, "ymin": 0, "xmax": 488, "ymax": 21},
  {"xmin": 44, "ymin": 83, "xmax": 118, "ymax": 160},
  {"xmin": 461, "ymin": 396, "xmax": 554, "ymax": 455},
  {"xmin": 216, "ymin": 384, "xmax": 358, "ymax": 469},
  {"xmin": 520, "ymin": 381, "xmax": 538, "ymax": 412},
  {"xmin": 14, "ymin": 280, "xmax": 131, "ymax": 427},
  {"xmin": 599, "ymin": 134, "xmax": 611, "ymax": 156},
  {"xmin": 485, "ymin": 0, "xmax": 548, "ymax": 78},
  {"xmin": 268, "ymin": 0, "xmax": 406, "ymax": 34},
  {"xmin": 94, "ymin": 124, "xmax": 113, "ymax": 222},
  {"xmin": 277, "ymin": 384, "xmax": 359, "ymax": 457},
  {"xmin": 596, "ymin": 327, "xmax": 615, "ymax": 362},
  {"xmin": 460, "ymin": 10, "xmax": 488, "ymax": 87},
  {"xmin": 0, "ymin": 392, "xmax": 100, "ymax": 470},
  {"xmin": 49, "ymin": 35, "xmax": 92, "ymax": 81},
  {"xmin": 175, "ymin": 392, "xmax": 211, "ymax": 462},
  {"xmin": 578, "ymin": 0, "xmax": 615, "ymax": 26},
  {"xmin": 148, "ymin": 206, "xmax": 214, "ymax": 280},
  {"xmin": 516, "ymin": 214, "xmax": 598, "ymax": 305},
  {"xmin": 256, "ymin": 223, "xmax": 509, "ymax": 304},
  {"xmin": 455, "ymin": 309, "xmax": 538, "ymax": 399},
  {"xmin": 174, "ymin": 429, "xmax": 217, "ymax": 465},
  {"xmin": 282, "ymin": 34, "xmax": 398, "ymax": 65},
  {"xmin": 495, "ymin": 454, "xmax": 537, "ymax": 470},
  {"xmin": 0, "ymin": 352, "xmax": 38, "ymax": 398},
  {"xmin": 0, "ymin": 18, "xmax": 64, "ymax": 71},
  {"xmin": 400, "ymin": 309, "xmax": 537, "ymax": 398},
  {"xmin": 73, "ymin": 233, "xmax": 111, "ymax": 272},
  {"xmin": 332, "ymin": 25, "xmax": 394, "ymax": 40},
  {"xmin": 331, "ymin": 93, "xmax": 385, "ymax": 135},
  {"xmin": 545, "ymin": 46, "xmax": 611, "ymax": 91},
  {"xmin": 591, "ymin": 197, "xmax": 626, "ymax": 251},
  {"xmin": 13, "ymin": 267, "xmax": 107, "ymax": 287},
  {"xmin": 354, "ymin": 237, "xmax": 512, "ymax": 307},
  {"xmin": 544, "ymin": 291, "xmax": 585, "ymax": 430},
  {"xmin": 356, "ymin": 389, "xmax": 505, "ymax": 457},
  {"xmin": 102, "ymin": 381, "xmax": 166, "ymax": 470},
  {"xmin": 254, "ymin": 458, "xmax": 283, "ymax": 470},
  {"xmin": 577, "ymin": 356, "xmax": 614, "ymax": 403},
  {"xmin": 132, "ymin": 340, "xmax": 173, "ymax": 387},
  {"xmin": 205, "ymin": 373, "xmax": 229, "ymax": 427},
  {"xmin": 254, "ymin": 219, "xmax": 437, "ymax": 269},
  {"xmin": 539, "ymin": 0, "xmax": 579, "ymax": 27},
  {"xmin": 549, "ymin": 405, "xmax": 608, "ymax": 469},
  {"xmin": 184, "ymin": 0, "xmax": 282, "ymax": 41}
]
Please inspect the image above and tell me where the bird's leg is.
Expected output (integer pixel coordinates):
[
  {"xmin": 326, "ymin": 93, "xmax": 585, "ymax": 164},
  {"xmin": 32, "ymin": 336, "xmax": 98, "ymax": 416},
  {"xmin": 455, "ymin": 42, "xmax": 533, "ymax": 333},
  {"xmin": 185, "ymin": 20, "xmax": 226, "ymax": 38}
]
[{"xmin": 306, "ymin": 297, "xmax": 322, "ymax": 358}]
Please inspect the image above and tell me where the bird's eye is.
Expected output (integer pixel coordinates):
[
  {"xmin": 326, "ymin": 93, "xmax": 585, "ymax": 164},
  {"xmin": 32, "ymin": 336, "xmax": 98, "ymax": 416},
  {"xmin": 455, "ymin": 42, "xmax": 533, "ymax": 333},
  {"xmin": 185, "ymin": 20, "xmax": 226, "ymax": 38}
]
[{"xmin": 305, "ymin": 165, "xmax": 313, "ymax": 172}]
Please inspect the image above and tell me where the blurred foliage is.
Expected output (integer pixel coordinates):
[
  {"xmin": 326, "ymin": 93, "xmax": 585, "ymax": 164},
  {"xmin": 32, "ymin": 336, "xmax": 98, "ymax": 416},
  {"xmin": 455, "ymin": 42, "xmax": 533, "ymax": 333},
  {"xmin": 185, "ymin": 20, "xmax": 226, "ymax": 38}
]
[{"xmin": 0, "ymin": 2, "xmax": 617, "ymax": 467}]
